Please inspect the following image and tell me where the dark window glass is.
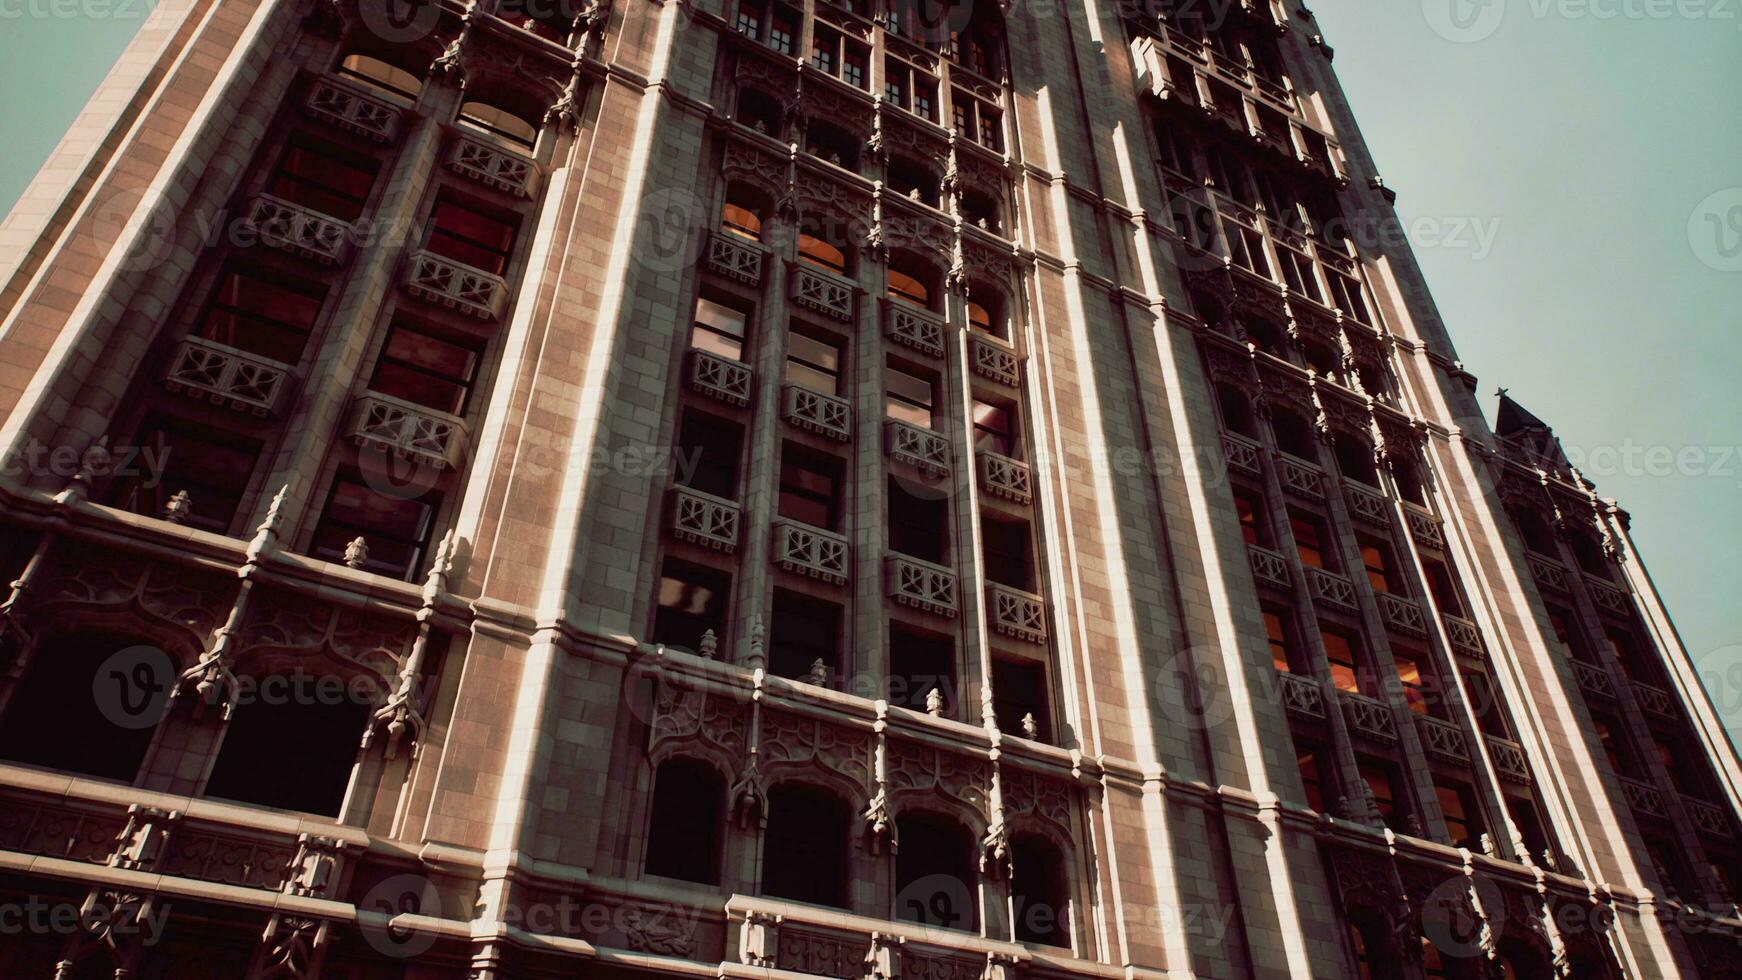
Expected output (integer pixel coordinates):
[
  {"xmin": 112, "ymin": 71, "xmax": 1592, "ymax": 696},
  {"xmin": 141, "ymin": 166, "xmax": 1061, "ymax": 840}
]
[
  {"xmin": 886, "ymin": 363, "xmax": 936, "ymax": 429},
  {"xmin": 268, "ymin": 139, "xmax": 378, "ymax": 221},
  {"xmin": 653, "ymin": 559, "xmax": 730, "ymax": 655},
  {"xmin": 786, "ymin": 330, "xmax": 843, "ymax": 395},
  {"xmin": 310, "ymin": 475, "xmax": 440, "ymax": 581},
  {"xmin": 1011, "ymin": 834, "xmax": 1069, "ymax": 947},
  {"xmin": 769, "ymin": 591, "xmax": 841, "ymax": 682},
  {"xmin": 888, "ymin": 626, "xmax": 954, "ymax": 714},
  {"xmin": 112, "ymin": 415, "xmax": 259, "ymax": 533},
  {"xmin": 203, "ymin": 696, "xmax": 370, "ymax": 816},
  {"xmin": 1423, "ymin": 559, "xmax": 1463, "ymax": 616},
  {"xmin": 676, "ymin": 409, "xmax": 743, "ymax": 499},
  {"xmin": 1235, "ymin": 490, "xmax": 1267, "ymax": 547},
  {"xmin": 779, "ymin": 445, "xmax": 842, "ymax": 530},
  {"xmin": 889, "ymin": 478, "xmax": 949, "ymax": 564},
  {"xmin": 762, "ymin": 783, "xmax": 850, "ymax": 907},
  {"xmin": 992, "ymin": 656, "xmax": 1049, "ymax": 742},
  {"xmin": 1321, "ymin": 629, "xmax": 1362, "ymax": 694},
  {"xmin": 895, "ymin": 813, "xmax": 977, "ymax": 931},
  {"xmin": 973, "ymin": 400, "xmax": 1016, "ymax": 456},
  {"xmin": 369, "ymin": 322, "xmax": 480, "ymax": 416},
  {"xmin": 0, "ymin": 631, "xmax": 160, "ymax": 782},
  {"xmin": 1291, "ymin": 512, "xmax": 1328, "ymax": 570},
  {"xmin": 427, "ymin": 198, "xmax": 518, "ymax": 276},
  {"xmin": 1297, "ymin": 748, "xmax": 1327, "ymax": 812},
  {"xmin": 982, "ymin": 516, "xmax": 1034, "ymax": 590},
  {"xmin": 645, "ymin": 758, "xmax": 725, "ymax": 884},
  {"xmin": 1264, "ymin": 608, "xmax": 1292, "ymax": 672},
  {"xmin": 1359, "ymin": 537, "xmax": 1395, "ymax": 594},
  {"xmin": 1462, "ymin": 671, "xmax": 1508, "ymax": 736},
  {"xmin": 198, "ymin": 266, "xmax": 325, "ymax": 364}
]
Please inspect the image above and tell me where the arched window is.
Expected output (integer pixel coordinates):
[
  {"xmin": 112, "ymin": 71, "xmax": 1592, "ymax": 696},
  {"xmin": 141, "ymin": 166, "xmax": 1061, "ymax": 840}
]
[
  {"xmin": 0, "ymin": 630, "xmax": 163, "ymax": 783},
  {"xmin": 893, "ymin": 811, "xmax": 977, "ymax": 931},
  {"xmin": 337, "ymin": 53, "xmax": 423, "ymax": 103},
  {"xmin": 1271, "ymin": 407, "xmax": 1315, "ymax": 460},
  {"xmin": 721, "ymin": 185, "xmax": 767, "ymax": 242},
  {"xmin": 1392, "ymin": 458, "xmax": 1427, "ymax": 505},
  {"xmin": 1344, "ymin": 914, "xmax": 1405, "ymax": 980},
  {"xmin": 1011, "ymin": 834, "xmax": 1069, "ymax": 947},
  {"xmin": 1242, "ymin": 318, "xmax": 1289, "ymax": 359},
  {"xmin": 645, "ymin": 757, "xmax": 727, "ymax": 884},
  {"xmin": 948, "ymin": 3, "xmax": 1006, "ymax": 79},
  {"xmin": 458, "ymin": 101, "xmax": 538, "ymax": 151},
  {"xmin": 806, "ymin": 123, "xmax": 861, "ymax": 171},
  {"xmin": 967, "ymin": 284, "xmax": 1008, "ymax": 338},
  {"xmin": 1303, "ymin": 340, "xmax": 1343, "ymax": 382},
  {"xmin": 202, "ymin": 690, "xmax": 371, "ymax": 817},
  {"xmin": 762, "ymin": 782, "xmax": 851, "ymax": 907},
  {"xmin": 1216, "ymin": 383, "xmax": 1257, "ymax": 438},
  {"xmin": 960, "ymin": 188, "xmax": 1003, "ymax": 234},
  {"xmin": 799, "ymin": 233, "xmax": 850, "ymax": 276},
  {"xmin": 887, "ymin": 158, "xmax": 941, "ymax": 208},
  {"xmin": 737, "ymin": 87, "xmax": 785, "ymax": 137}
]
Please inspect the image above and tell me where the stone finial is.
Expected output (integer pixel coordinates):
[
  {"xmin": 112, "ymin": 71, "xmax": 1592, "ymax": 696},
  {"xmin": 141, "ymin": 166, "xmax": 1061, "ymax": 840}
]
[
  {"xmin": 925, "ymin": 688, "xmax": 944, "ymax": 717},
  {"xmin": 343, "ymin": 536, "xmax": 369, "ymax": 569},
  {"xmin": 746, "ymin": 615, "xmax": 766, "ymax": 668},
  {"xmin": 111, "ymin": 805, "xmax": 179, "ymax": 871},
  {"xmin": 1020, "ymin": 712, "xmax": 1039, "ymax": 739},
  {"xmin": 247, "ymin": 484, "xmax": 292, "ymax": 562},
  {"xmin": 162, "ymin": 490, "xmax": 193, "ymax": 525},
  {"xmin": 700, "ymin": 629, "xmax": 719, "ymax": 659},
  {"xmin": 808, "ymin": 658, "xmax": 829, "ymax": 686}
]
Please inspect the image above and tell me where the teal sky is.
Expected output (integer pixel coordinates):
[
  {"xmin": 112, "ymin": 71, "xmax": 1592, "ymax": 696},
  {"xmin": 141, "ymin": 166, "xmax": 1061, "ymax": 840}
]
[{"xmin": 0, "ymin": 4, "xmax": 1737, "ymax": 730}]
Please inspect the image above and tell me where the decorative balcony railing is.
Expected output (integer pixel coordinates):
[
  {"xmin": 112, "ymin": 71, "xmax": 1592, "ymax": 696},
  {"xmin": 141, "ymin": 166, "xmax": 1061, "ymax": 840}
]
[
  {"xmin": 1417, "ymin": 715, "xmax": 1469, "ymax": 764},
  {"xmin": 669, "ymin": 486, "xmax": 741, "ymax": 553},
  {"xmin": 1248, "ymin": 545, "xmax": 1291, "ymax": 591},
  {"xmin": 725, "ymin": 896, "xmax": 1028, "ymax": 980},
  {"xmin": 1527, "ymin": 554, "xmax": 1568, "ymax": 594},
  {"xmin": 987, "ymin": 582, "xmax": 1046, "ymax": 643},
  {"xmin": 885, "ymin": 554, "xmax": 958, "ymax": 617},
  {"xmin": 978, "ymin": 450, "xmax": 1032, "ymax": 505},
  {"xmin": 1442, "ymin": 614, "xmax": 1485, "ymax": 661},
  {"xmin": 970, "ymin": 336, "xmax": 1021, "ymax": 387},
  {"xmin": 403, "ymin": 248, "xmax": 509, "ymax": 320},
  {"xmin": 347, "ymin": 393, "xmax": 468, "ymax": 471},
  {"xmin": 783, "ymin": 385, "xmax": 851, "ymax": 441},
  {"xmin": 886, "ymin": 419, "xmax": 951, "ymax": 478},
  {"xmin": 1682, "ymin": 796, "xmax": 1734, "ymax": 840},
  {"xmin": 1277, "ymin": 670, "xmax": 1324, "ymax": 719},
  {"xmin": 885, "ymin": 302, "xmax": 945, "ymax": 358},
  {"xmin": 303, "ymin": 78, "xmax": 402, "ymax": 143},
  {"xmin": 1617, "ymin": 775, "xmax": 1669, "ymax": 821},
  {"xmin": 1586, "ymin": 577, "xmax": 1632, "ymax": 616},
  {"xmin": 1404, "ymin": 504, "xmax": 1445, "ymax": 550},
  {"xmin": 242, "ymin": 194, "xmax": 351, "ymax": 265},
  {"xmin": 1306, "ymin": 567, "xmax": 1357, "ymax": 615},
  {"xmin": 1570, "ymin": 660, "xmax": 1616, "ymax": 700},
  {"xmin": 791, "ymin": 264, "xmax": 856, "ymax": 321},
  {"xmin": 445, "ymin": 132, "xmax": 539, "ymax": 198},
  {"xmin": 1222, "ymin": 432, "xmax": 1262, "ymax": 478},
  {"xmin": 1277, "ymin": 455, "xmax": 1323, "ymax": 501},
  {"xmin": 1486, "ymin": 736, "xmax": 1531, "ymax": 784},
  {"xmin": 688, "ymin": 348, "xmax": 753, "ymax": 407},
  {"xmin": 163, "ymin": 337, "xmax": 291, "ymax": 417},
  {"xmin": 1345, "ymin": 482, "xmax": 1390, "ymax": 526},
  {"xmin": 771, "ymin": 518, "xmax": 849, "ymax": 585},
  {"xmin": 1378, "ymin": 593, "xmax": 1428, "ymax": 638},
  {"xmin": 707, "ymin": 231, "xmax": 766, "ymax": 286},
  {"xmin": 1341, "ymin": 692, "xmax": 1397, "ymax": 743},
  {"xmin": 1632, "ymin": 681, "xmax": 1676, "ymax": 721}
]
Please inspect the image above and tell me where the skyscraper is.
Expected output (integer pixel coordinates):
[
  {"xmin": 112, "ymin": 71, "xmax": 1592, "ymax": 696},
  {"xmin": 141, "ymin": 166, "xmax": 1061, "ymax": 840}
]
[{"xmin": 0, "ymin": 0, "xmax": 1735, "ymax": 976}]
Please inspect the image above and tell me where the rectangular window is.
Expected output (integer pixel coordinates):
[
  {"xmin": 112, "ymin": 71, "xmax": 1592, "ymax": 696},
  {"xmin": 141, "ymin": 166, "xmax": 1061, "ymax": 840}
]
[
  {"xmin": 973, "ymin": 400, "xmax": 1016, "ymax": 456},
  {"xmin": 1290, "ymin": 512, "xmax": 1328, "ymax": 569},
  {"xmin": 1359, "ymin": 760, "xmax": 1400, "ymax": 831},
  {"xmin": 1321, "ymin": 628, "xmax": 1362, "ymax": 694},
  {"xmin": 1359, "ymin": 536, "xmax": 1395, "ymax": 594},
  {"xmin": 1423, "ymin": 558, "xmax": 1463, "ymax": 616},
  {"xmin": 1393, "ymin": 652, "xmax": 1429, "ymax": 715},
  {"xmin": 992, "ymin": 656, "xmax": 1050, "ymax": 742},
  {"xmin": 889, "ymin": 626, "xmax": 954, "ymax": 714},
  {"xmin": 368, "ymin": 322, "xmax": 481, "ymax": 416},
  {"xmin": 268, "ymin": 138, "xmax": 378, "ymax": 222},
  {"xmin": 1264, "ymin": 608, "xmax": 1293, "ymax": 672},
  {"xmin": 1436, "ymin": 782, "xmax": 1481, "ymax": 850},
  {"xmin": 198, "ymin": 266, "xmax": 326, "ymax": 365},
  {"xmin": 676, "ymin": 409, "xmax": 743, "ymax": 500},
  {"xmin": 311, "ymin": 474, "xmax": 441, "ymax": 580},
  {"xmin": 1462, "ymin": 670, "xmax": 1508, "ymax": 737},
  {"xmin": 786, "ymin": 329, "xmax": 843, "ymax": 396},
  {"xmin": 843, "ymin": 46, "xmax": 868, "ymax": 88},
  {"xmin": 654, "ymin": 559, "xmax": 731, "ymax": 655},
  {"xmin": 1235, "ymin": 489, "xmax": 1267, "ymax": 547},
  {"xmin": 426, "ymin": 197, "xmax": 518, "ymax": 276},
  {"xmin": 888, "ymin": 477, "xmax": 949, "ymax": 564},
  {"xmin": 811, "ymin": 28, "xmax": 837, "ymax": 73},
  {"xmin": 1547, "ymin": 608, "xmax": 1582, "ymax": 660},
  {"xmin": 692, "ymin": 296, "xmax": 750, "ymax": 361},
  {"xmin": 886, "ymin": 363, "xmax": 936, "ymax": 429},
  {"xmin": 982, "ymin": 516, "xmax": 1034, "ymax": 591},
  {"xmin": 1296, "ymin": 748, "xmax": 1326, "ymax": 812},
  {"xmin": 735, "ymin": 0, "xmax": 763, "ymax": 38},
  {"xmin": 112, "ymin": 415, "xmax": 260, "ymax": 533},
  {"xmin": 769, "ymin": 5, "xmax": 798, "ymax": 53},
  {"xmin": 769, "ymin": 591, "xmax": 841, "ymax": 681},
  {"xmin": 779, "ymin": 445, "xmax": 843, "ymax": 530}
]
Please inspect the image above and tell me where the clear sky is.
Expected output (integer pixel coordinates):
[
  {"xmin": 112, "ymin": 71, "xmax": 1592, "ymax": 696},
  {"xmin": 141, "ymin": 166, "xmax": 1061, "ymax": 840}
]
[{"xmin": 0, "ymin": 2, "xmax": 1737, "ymax": 731}]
